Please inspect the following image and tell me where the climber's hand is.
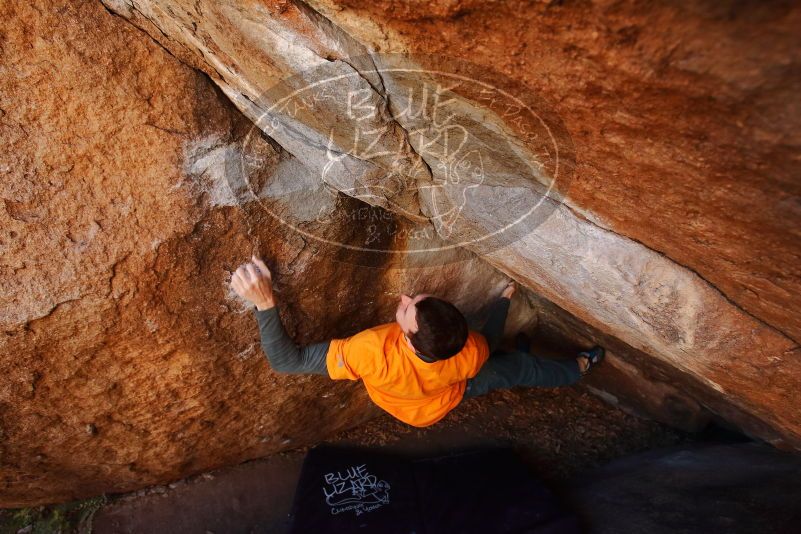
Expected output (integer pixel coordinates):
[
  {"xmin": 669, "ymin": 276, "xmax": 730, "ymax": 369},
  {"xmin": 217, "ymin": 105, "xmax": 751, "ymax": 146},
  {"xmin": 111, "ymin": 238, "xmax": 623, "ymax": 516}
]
[{"xmin": 231, "ymin": 255, "xmax": 275, "ymax": 311}]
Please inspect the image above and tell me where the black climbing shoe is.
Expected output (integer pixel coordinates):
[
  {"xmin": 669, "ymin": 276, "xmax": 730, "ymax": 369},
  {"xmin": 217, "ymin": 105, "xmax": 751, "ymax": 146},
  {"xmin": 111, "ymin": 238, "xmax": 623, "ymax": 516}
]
[{"xmin": 578, "ymin": 346, "xmax": 605, "ymax": 376}]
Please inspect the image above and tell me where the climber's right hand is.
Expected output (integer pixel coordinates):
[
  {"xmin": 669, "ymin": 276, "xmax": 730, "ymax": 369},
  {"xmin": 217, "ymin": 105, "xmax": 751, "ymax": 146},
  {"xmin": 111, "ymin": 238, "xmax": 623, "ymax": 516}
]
[{"xmin": 231, "ymin": 255, "xmax": 275, "ymax": 311}]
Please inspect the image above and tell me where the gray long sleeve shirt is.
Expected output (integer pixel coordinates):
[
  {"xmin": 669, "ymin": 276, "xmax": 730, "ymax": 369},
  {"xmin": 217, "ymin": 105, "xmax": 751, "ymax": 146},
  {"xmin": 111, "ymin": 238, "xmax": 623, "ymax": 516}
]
[{"xmin": 254, "ymin": 306, "xmax": 330, "ymax": 375}]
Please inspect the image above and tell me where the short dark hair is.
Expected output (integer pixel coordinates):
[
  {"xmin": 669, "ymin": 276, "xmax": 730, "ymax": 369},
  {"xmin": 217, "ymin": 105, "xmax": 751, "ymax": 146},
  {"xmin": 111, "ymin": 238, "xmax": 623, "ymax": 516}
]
[{"xmin": 408, "ymin": 296, "xmax": 469, "ymax": 360}]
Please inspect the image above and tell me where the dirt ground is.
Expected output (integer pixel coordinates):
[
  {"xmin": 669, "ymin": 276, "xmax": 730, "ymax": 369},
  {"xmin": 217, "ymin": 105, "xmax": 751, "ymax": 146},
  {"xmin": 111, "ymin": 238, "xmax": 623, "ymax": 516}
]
[
  {"xmin": 0, "ymin": 382, "xmax": 688, "ymax": 533},
  {"xmin": 316, "ymin": 385, "xmax": 687, "ymax": 481}
]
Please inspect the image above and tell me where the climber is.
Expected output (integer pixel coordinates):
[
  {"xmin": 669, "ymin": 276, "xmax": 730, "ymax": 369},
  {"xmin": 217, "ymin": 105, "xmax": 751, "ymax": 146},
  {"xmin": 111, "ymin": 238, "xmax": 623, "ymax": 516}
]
[{"xmin": 230, "ymin": 255, "xmax": 605, "ymax": 428}]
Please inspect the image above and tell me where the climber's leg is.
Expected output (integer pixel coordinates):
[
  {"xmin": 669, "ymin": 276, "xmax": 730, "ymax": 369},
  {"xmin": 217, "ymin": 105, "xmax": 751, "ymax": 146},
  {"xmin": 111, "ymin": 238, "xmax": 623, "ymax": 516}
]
[
  {"xmin": 480, "ymin": 297, "xmax": 511, "ymax": 354},
  {"xmin": 463, "ymin": 349, "xmax": 581, "ymax": 399},
  {"xmin": 254, "ymin": 306, "xmax": 329, "ymax": 375}
]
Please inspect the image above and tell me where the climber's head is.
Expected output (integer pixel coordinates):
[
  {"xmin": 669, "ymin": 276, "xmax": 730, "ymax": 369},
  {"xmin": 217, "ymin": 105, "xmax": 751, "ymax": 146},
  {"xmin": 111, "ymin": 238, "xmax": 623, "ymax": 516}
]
[{"xmin": 396, "ymin": 293, "xmax": 469, "ymax": 360}]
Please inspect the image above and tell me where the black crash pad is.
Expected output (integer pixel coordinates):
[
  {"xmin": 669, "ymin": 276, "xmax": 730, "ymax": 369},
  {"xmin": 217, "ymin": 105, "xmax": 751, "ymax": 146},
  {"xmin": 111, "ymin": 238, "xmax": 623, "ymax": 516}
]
[{"xmin": 288, "ymin": 444, "xmax": 579, "ymax": 533}]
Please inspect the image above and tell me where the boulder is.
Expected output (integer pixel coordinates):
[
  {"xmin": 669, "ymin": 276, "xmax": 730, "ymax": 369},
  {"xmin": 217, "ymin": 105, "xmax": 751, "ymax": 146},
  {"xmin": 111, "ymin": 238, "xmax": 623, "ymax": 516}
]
[
  {"xmin": 100, "ymin": 0, "xmax": 801, "ymax": 449},
  {"xmin": 568, "ymin": 442, "xmax": 801, "ymax": 533},
  {"xmin": 0, "ymin": 0, "xmax": 532, "ymax": 506},
  {"xmin": 2, "ymin": 0, "xmax": 800, "ymax": 506}
]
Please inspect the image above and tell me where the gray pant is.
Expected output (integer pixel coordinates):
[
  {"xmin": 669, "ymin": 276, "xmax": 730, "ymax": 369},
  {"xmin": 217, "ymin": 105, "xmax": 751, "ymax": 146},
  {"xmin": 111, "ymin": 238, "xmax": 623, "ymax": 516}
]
[
  {"xmin": 463, "ymin": 298, "xmax": 582, "ymax": 399},
  {"xmin": 253, "ymin": 300, "xmax": 582, "ymax": 394}
]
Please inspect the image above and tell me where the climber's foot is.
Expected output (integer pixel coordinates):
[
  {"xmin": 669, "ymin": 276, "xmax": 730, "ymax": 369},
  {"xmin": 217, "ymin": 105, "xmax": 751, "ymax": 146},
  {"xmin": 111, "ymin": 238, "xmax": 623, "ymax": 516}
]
[
  {"xmin": 577, "ymin": 346, "xmax": 605, "ymax": 376},
  {"xmin": 501, "ymin": 280, "xmax": 516, "ymax": 300}
]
